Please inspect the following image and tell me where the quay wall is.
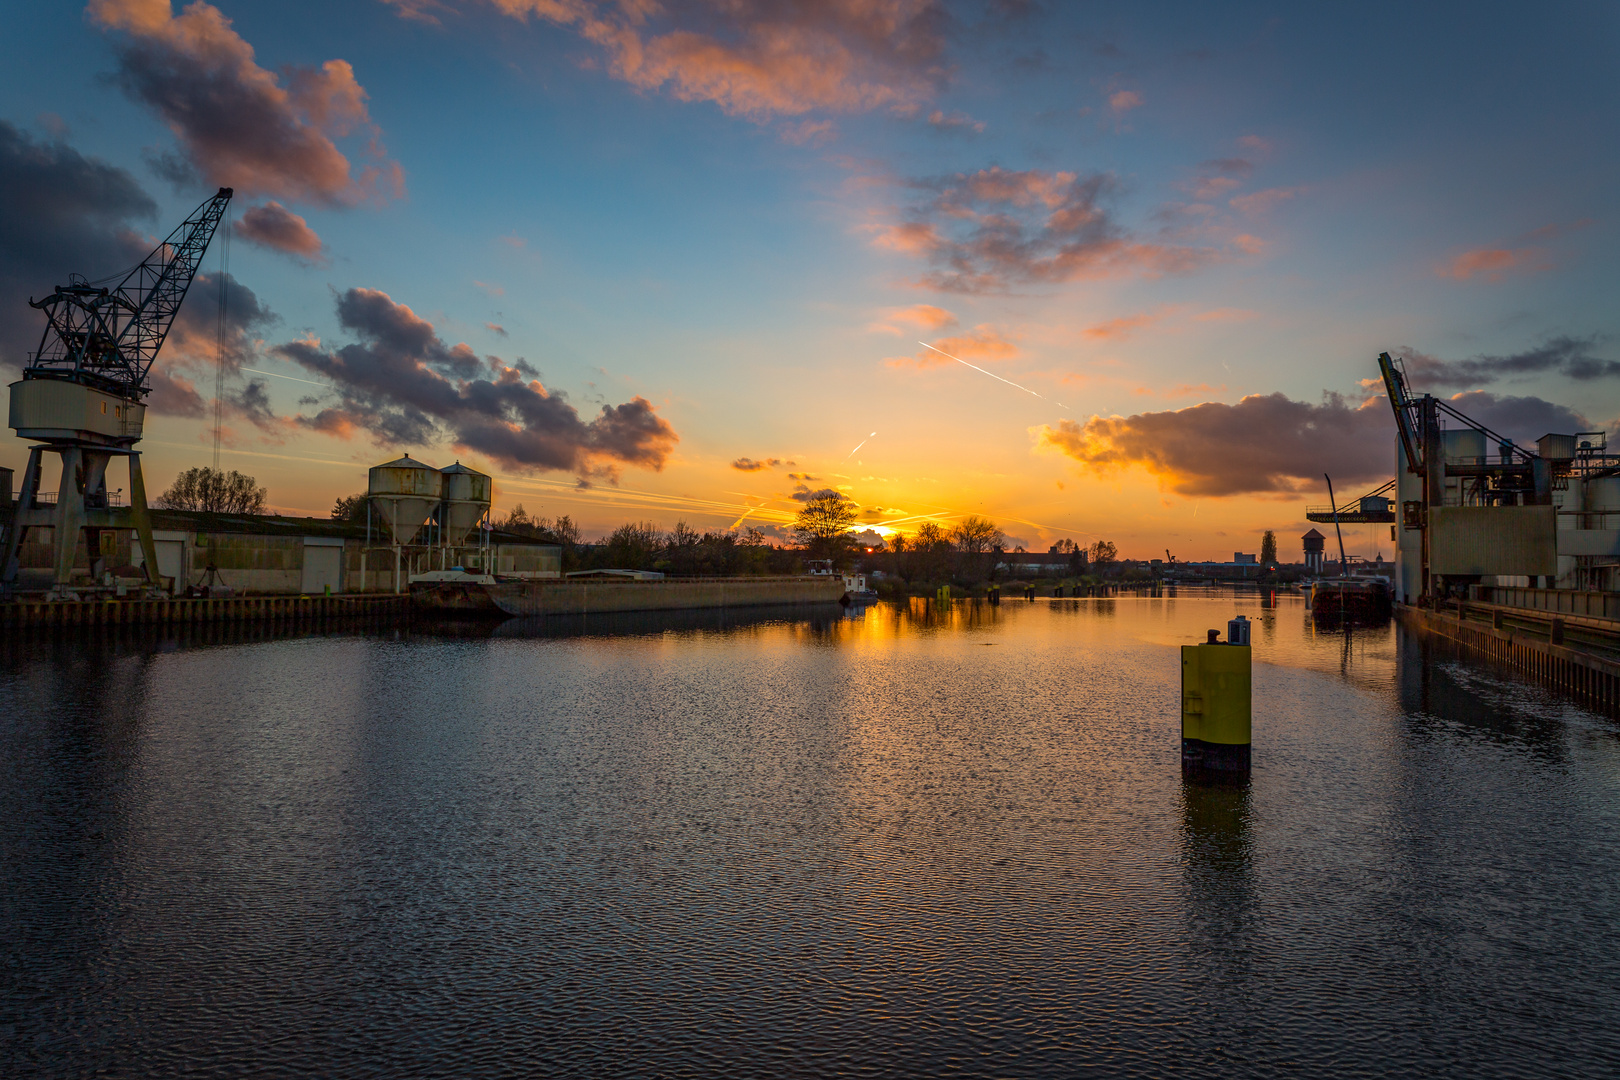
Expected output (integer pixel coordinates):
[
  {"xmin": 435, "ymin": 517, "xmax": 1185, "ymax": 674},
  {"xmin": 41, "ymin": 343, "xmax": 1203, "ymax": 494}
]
[
  {"xmin": 0, "ymin": 593, "xmax": 408, "ymax": 631},
  {"xmin": 489, "ymin": 576, "xmax": 845, "ymax": 617},
  {"xmin": 1397, "ymin": 601, "xmax": 1620, "ymax": 716}
]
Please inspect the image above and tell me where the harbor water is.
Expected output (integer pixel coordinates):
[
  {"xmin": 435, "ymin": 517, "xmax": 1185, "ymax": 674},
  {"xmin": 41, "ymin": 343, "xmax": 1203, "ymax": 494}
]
[{"xmin": 3, "ymin": 591, "xmax": 1619, "ymax": 1077}]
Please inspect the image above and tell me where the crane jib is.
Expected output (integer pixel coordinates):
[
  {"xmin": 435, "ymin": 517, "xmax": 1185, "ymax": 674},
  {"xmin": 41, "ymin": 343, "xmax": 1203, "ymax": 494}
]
[{"xmin": 24, "ymin": 187, "xmax": 233, "ymax": 401}]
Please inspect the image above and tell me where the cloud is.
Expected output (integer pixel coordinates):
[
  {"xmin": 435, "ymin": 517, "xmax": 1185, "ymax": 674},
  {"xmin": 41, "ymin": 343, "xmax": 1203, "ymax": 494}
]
[
  {"xmin": 791, "ymin": 486, "xmax": 846, "ymax": 503},
  {"xmin": 236, "ymin": 200, "xmax": 323, "ymax": 259},
  {"xmin": 430, "ymin": 0, "xmax": 947, "ymax": 120},
  {"xmin": 787, "ymin": 471, "xmax": 819, "ymax": 481},
  {"xmin": 779, "ymin": 119, "xmax": 836, "ymax": 146},
  {"xmin": 89, "ymin": 0, "xmax": 403, "ymax": 205},
  {"xmin": 1398, "ymin": 337, "xmax": 1619, "ymax": 388},
  {"xmin": 274, "ymin": 287, "xmax": 678, "ymax": 476},
  {"xmin": 732, "ymin": 456, "xmax": 783, "ymax": 471},
  {"xmin": 474, "ymin": 279, "xmax": 504, "ymax": 296},
  {"xmin": 875, "ymin": 166, "xmax": 1218, "ymax": 292},
  {"xmin": 1229, "ymin": 186, "xmax": 1298, "ymax": 216},
  {"xmin": 870, "ymin": 303, "xmax": 957, "ymax": 334},
  {"xmin": 145, "ymin": 368, "xmax": 207, "ymax": 417},
  {"xmin": 888, "ymin": 324, "xmax": 1018, "ymax": 368},
  {"xmin": 1033, "ymin": 392, "xmax": 1393, "ymax": 496},
  {"xmin": 0, "ymin": 120, "xmax": 154, "ymax": 368},
  {"xmin": 1082, "ymin": 312, "xmax": 1160, "ymax": 341},
  {"xmin": 1107, "ymin": 89, "xmax": 1142, "ymax": 114},
  {"xmin": 164, "ymin": 271, "xmax": 278, "ymax": 373},
  {"xmin": 1436, "ymin": 247, "xmax": 1546, "ymax": 282},
  {"xmin": 484, "ymin": 321, "xmax": 508, "ymax": 337},
  {"xmin": 1445, "ymin": 391, "xmax": 1590, "ymax": 443},
  {"xmin": 927, "ymin": 109, "xmax": 984, "ymax": 133}
]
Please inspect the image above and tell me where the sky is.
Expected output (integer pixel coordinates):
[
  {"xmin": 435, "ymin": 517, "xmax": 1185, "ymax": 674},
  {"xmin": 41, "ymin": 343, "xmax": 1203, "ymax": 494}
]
[{"xmin": 1, "ymin": 0, "xmax": 1616, "ymax": 562}]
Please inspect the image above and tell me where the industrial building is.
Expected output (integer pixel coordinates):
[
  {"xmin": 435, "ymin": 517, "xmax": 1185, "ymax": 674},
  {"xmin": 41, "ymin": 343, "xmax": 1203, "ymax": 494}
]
[
  {"xmin": 0, "ymin": 455, "xmax": 560, "ymax": 596},
  {"xmin": 1378, "ymin": 353, "xmax": 1619, "ymax": 603}
]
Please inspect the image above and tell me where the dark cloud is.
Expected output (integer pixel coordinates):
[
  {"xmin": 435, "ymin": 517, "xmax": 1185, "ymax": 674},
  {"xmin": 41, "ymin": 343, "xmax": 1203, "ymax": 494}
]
[
  {"xmin": 1035, "ymin": 393, "xmax": 1393, "ymax": 496},
  {"xmin": 1444, "ymin": 392, "xmax": 1591, "ymax": 443},
  {"xmin": 91, "ymin": 0, "xmax": 403, "ymax": 206},
  {"xmin": 0, "ymin": 120, "xmax": 154, "ymax": 369},
  {"xmin": 276, "ymin": 287, "xmax": 678, "ymax": 476},
  {"xmin": 731, "ymin": 456, "xmax": 782, "ymax": 471},
  {"xmin": 1399, "ymin": 337, "xmax": 1619, "ymax": 388},
  {"xmin": 161, "ymin": 271, "xmax": 277, "ymax": 385},
  {"xmin": 237, "ymin": 201, "xmax": 323, "ymax": 260},
  {"xmin": 1039, "ymin": 389, "xmax": 1601, "ymax": 496},
  {"xmin": 792, "ymin": 486, "xmax": 845, "ymax": 502},
  {"xmin": 873, "ymin": 166, "xmax": 1218, "ymax": 292},
  {"xmin": 144, "ymin": 368, "xmax": 207, "ymax": 417}
]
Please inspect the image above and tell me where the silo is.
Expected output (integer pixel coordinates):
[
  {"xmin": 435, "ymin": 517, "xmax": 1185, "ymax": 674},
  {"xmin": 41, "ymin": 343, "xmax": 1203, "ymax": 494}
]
[
  {"xmin": 439, "ymin": 461, "xmax": 492, "ymax": 547},
  {"xmin": 368, "ymin": 456, "xmax": 442, "ymax": 545}
]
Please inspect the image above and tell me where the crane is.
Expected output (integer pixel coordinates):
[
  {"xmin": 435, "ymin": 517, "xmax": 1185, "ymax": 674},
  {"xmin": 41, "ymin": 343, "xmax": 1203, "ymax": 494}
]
[{"xmin": 3, "ymin": 188, "xmax": 233, "ymax": 597}]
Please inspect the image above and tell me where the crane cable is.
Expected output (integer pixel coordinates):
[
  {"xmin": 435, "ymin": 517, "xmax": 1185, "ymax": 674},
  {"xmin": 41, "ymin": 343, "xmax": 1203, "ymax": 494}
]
[{"xmin": 213, "ymin": 217, "xmax": 230, "ymax": 472}]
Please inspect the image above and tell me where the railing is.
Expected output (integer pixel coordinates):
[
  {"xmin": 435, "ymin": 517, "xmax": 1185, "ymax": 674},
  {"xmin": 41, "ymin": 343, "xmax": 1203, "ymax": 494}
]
[
  {"xmin": 1467, "ymin": 586, "xmax": 1620, "ymax": 622},
  {"xmin": 18, "ymin": 490, "xmax": 128, "ymax": 508}
]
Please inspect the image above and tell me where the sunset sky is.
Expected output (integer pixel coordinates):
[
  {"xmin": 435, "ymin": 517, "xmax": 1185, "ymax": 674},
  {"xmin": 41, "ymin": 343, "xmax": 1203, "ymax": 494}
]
[{"xmin": 2, "ymin": 0, "xmax": 1616, "ymax": 561}]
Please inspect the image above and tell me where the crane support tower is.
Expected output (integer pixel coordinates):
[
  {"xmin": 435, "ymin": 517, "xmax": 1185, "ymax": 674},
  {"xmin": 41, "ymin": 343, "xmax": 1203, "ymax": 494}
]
[{"xmin": 3, "ymin": 188, "xmax": 232, "ymax": 597}]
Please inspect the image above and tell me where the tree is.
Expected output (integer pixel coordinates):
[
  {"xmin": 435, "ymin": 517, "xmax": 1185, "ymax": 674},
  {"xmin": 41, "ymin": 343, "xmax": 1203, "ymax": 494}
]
[
  {"xmin": 951, "ymin": 515, "xmax": 1005, "ymax": 583},
  {"xmin": 602, "ymin": 521, "xmax": 663, "ymax": 569},
  {"xmin": 499, "ymin": 503, "xmax": 538, "ymax": 535},
  {"xmin": 1260, "ymin": 530, "xmax": 1278, "ymax": 566},
  {"xmin": 792, "ymin": 491, "xmax": 858, "ymax": 561},
  {"xmin": 1088, "ymin": 540, "xmax": 1117, "ymax": 568},
  {"xmin": 158, "ymin": 467, "xmax": 267, "ymax": 515},
  {"xmin": 332, "ymin": 493, "xmax": 368, "ymax": 522}
]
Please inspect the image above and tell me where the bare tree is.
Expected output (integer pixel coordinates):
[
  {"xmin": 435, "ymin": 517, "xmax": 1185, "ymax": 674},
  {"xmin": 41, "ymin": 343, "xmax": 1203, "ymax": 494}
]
[
  {"xmin": 159, "ymin": 467, "xmax": 267, "ymax": 515},
  {"xmin": 792, "ymin": 491, "xmax": 857, "ymax": 561}
]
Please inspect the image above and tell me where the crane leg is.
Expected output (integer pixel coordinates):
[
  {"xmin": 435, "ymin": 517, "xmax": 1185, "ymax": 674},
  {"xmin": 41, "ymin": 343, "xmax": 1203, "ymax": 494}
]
[
  {"xmin": 1, "ymin": 446, "xmax": 43, "ymax": 595},
  {"xmin": 52, "ymin": 446, "xmax": 85, "ymax": 588},
  {"xmin": 128, "ymin": 452, "xmax": 162, "ymax": 593}
]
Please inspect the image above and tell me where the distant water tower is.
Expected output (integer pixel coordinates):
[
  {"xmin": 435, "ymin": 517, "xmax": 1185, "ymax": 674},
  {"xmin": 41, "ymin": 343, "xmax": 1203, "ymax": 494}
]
[{"xmin": 1301, "ymin": 528, "xmax": 1326, "ymax": 574}]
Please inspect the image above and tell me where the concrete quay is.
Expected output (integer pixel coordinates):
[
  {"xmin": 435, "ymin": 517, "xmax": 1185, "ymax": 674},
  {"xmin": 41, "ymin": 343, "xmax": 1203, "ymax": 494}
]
[
  {"xmin": 1398, "ymin": 599, "xmax": 1620, "ymax": 716},
  {"xmin": 0, "ymin": 592, "xmax": 408, "ymax": 631}
]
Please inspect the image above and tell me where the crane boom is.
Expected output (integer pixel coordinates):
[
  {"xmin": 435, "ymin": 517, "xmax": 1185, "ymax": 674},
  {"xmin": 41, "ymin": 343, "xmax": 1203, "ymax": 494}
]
[
  {"xmin": 1377, "ymin": 351, "xmax": 1423, "ymax": 474},
  {"xmin": 25, "ymin": 187, "xmax": 233, "ymax": 399}
]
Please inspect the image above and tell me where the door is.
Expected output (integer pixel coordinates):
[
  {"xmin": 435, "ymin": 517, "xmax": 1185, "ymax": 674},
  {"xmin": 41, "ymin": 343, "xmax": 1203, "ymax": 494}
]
[
  {"xmin": 133, "ymin": 539, "xmax": 185, "ymax": 593},
  {"xmin": 301, "ymin": 543, "xmax": 342, "ymax": 594}
]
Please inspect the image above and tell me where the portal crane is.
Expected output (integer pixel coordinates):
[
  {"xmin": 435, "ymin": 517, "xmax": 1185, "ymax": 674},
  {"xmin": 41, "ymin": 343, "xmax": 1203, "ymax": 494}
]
[{"xmin": 2, "ymin": 188, "xmax": 233, "ymax": 596}]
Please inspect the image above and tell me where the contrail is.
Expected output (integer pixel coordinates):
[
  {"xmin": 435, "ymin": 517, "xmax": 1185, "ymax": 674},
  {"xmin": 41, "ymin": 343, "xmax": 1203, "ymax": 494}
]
[
  {"xmin": 843, "ymin": 431, "xmax": 877, "ymax": 462},
  {"xmin": 917, "ymin": 342, "xmax": 1069, "ymax": 410},
  {"xmin": 241, "ymin": 367, "xmax": 332, "ymax": 389}
]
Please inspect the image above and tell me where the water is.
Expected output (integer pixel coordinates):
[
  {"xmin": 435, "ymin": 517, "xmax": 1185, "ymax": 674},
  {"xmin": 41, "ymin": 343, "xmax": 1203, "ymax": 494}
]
[{"xmin": 3, "ymin": 592, "xmax": 1618, "ymax": 1077}]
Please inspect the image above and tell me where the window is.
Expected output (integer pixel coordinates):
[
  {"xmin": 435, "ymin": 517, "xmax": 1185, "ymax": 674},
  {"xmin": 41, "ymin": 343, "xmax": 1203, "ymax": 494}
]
[{"xmin": 100, "ymin": 401, "xmax": 107, "ymax": 414}]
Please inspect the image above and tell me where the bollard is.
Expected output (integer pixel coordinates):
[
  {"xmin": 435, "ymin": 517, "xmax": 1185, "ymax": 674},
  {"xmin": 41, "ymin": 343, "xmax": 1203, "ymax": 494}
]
[{"xmin": 1181, "ymin": 625, "xmax": 1251, "ymax": 782}]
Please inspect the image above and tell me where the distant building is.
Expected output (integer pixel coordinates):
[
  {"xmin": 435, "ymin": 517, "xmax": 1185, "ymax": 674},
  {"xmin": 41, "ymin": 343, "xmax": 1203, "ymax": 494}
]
[
  {"xmin": 1234, "ymin": 552, "xmax": 1257, "ymax": 564},
  {"xmin": 1302, "ymin": 528, "xmax": 1326, "ymax": 574}
]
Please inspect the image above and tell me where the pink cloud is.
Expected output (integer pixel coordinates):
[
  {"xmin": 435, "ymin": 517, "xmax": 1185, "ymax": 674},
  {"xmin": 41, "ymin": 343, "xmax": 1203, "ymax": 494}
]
[
  {"xmin": 449, "ymin": 0, "xmax": 946, "ymax": 120},
  {"xmin": 888, "ymin": 324, "xmax": 1018, "ymax": 368},
  {"xmin": 1229, "ymin": 186, "xmax": 1299, "ymax": 216},
  {"xmin": 236, "ymin": 201, "xmax": 323, "ymax": 259},
  {"xmin": 90, "ymin": 0, "xmax": 402, "ymax": 206},
  {"xmin": 1437, "ymin": 247, "xmax": 1545, "ymax": 282},
  {"xmin": 870, "ymin": 303, "xmax": 957, "ymax": 334},
  {"xmin": 1082, "ymin": 312, "xmax": 1160, "ymax": 341},
  {"xmin": 1108, "ymin": 89, "xmax": 1142, "ymax": 114}
]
